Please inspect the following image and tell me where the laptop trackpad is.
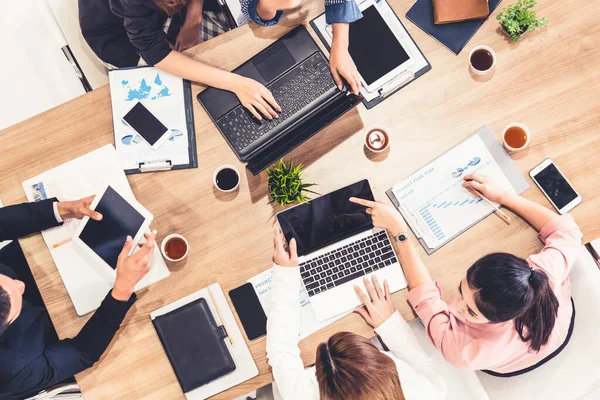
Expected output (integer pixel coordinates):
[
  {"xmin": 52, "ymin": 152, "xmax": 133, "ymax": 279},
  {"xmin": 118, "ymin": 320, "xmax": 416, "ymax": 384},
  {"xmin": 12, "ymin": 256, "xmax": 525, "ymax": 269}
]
[{"xmin": 253, "ymin": 42, "xmax": 296, "ymax": 83}]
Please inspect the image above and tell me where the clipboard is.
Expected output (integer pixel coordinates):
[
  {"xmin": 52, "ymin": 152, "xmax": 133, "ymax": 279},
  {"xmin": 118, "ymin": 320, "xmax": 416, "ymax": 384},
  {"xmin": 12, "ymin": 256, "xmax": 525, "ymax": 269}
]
[
  {"xmin": 108, "ymin": 66, "xmax": 198, "ymax": 175},
  {"xmin": 386, "ymin": 125, "xmax": 530, "ymax": 255},
  {"xmin": 309, "ymin": 0, "xmax": 431, "ymax": 109}
]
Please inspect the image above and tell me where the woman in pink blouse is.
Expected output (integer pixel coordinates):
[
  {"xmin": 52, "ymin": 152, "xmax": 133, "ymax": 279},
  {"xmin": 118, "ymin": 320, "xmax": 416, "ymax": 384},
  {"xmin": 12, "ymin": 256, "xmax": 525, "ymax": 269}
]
[{"xmin": 350, "ymin": 173, "xmax": 582, "ymax": 376}]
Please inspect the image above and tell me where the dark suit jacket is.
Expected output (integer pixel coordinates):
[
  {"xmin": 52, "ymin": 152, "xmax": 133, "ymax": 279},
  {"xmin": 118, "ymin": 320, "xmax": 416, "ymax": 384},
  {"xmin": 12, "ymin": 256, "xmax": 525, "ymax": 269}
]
[{"xmin": 0, "ymin": 199, "xmax": 136, "ymax": 399}]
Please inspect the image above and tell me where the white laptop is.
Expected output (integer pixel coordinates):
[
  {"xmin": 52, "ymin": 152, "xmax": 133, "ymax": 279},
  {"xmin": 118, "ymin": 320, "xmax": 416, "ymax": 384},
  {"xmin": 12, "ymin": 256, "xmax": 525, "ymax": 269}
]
[{"xmin": 276, "ymin": 179, "xmax": 407, "ymax": 321}]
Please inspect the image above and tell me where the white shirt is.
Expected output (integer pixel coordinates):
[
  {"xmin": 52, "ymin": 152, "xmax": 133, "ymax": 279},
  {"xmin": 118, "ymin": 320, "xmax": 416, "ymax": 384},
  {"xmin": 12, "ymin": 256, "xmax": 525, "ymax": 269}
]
[{"xmin": 266, "ymin": 265, "xmax": 447, "ymax": 400}]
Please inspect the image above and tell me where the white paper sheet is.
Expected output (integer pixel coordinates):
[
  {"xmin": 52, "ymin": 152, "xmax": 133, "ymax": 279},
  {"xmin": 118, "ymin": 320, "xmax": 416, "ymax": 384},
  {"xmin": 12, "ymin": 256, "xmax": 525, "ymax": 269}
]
[
  {"xmin": 392, "ymin": 135, "xmax": 516, "ymax": 249},
  {"xmin": 21, "ymin": 145, "xmax": 170, "ymax": 316},
  {"xmin": 248, "ymin": 267, "xmax": 349, "ymax": 340},
  {"xmin": 109, "ymin": 68, "xmax": 190, "ymax": 171}
]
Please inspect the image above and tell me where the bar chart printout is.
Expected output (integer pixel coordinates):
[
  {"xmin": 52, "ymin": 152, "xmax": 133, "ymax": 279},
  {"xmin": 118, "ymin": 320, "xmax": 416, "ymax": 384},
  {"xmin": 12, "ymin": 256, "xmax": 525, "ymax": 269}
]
[{"xmin": 392, "ymin": 135, "xmax": 515, "ymax": 249}]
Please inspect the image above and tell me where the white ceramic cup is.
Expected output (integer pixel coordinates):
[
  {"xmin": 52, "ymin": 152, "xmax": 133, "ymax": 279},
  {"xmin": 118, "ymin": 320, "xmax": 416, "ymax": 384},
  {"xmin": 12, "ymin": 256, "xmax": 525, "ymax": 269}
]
[
  {"xmin": 213, "ymin": 164, "xmax": 240, "ymax": 193},
  {"xmin": 364, "ymin": 125, "xmax": 391, "ymax": 153},
  {"xmin": 469, "ymin": 45, "xmax": 497, "ymax": 75},
  {"xmin": 161, "ymin": 234, "xmax": 189, "ymax": 262},
  {"xmin": 502, "ymin": 122, "xmax": 531, "ymax": 152}
]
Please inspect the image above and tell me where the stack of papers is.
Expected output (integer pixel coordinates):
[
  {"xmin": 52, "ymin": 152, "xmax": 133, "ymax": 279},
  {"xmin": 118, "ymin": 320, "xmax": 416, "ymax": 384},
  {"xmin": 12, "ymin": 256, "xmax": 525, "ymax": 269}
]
[{"xmin": 109, "ymin": 68, "xmax": 191, "ymax": 171}]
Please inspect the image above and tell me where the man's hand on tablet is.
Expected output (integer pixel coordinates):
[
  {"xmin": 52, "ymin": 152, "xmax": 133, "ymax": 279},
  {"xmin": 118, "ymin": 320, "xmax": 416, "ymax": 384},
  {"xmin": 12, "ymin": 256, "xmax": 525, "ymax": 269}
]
[
  {"xmin": 112, "ymin": 231, "xmax": 157, "ymax": 301},
  {"xmin": 330, "ymin": 23, "xmax": 361, "ymax": 95},
  {"xmin": 57, "ymin": 196, "xmax": 103, "ymax": 221}
]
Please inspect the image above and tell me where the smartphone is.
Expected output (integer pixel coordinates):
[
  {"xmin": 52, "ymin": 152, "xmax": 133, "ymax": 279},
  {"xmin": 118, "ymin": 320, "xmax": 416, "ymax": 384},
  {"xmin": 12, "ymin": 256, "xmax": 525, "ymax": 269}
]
[
  {"xmin": 229, "ymin": 283, "xmax": 267, "ymax": 340},
  {"xmin": 121, "ymin": 100, "xmax": 172, "ymax": 150},
  {"xmin": 530, "ymin": 159, "xmax": 581, "ymax": 214}
]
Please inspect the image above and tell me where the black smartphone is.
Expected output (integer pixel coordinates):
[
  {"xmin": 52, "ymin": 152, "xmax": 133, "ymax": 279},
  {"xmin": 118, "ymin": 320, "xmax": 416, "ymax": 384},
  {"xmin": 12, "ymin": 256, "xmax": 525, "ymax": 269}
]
[{"xmin": 229, "ymin": 283, "xmax": 267, "ymax": 340}]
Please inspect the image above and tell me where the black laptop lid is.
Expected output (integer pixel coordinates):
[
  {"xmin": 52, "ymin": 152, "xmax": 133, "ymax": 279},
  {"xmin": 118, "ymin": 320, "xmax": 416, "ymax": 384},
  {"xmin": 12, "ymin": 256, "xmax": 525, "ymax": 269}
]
[
  {"xmin": 199, "ymin": 25, "xmax": 320, "ymax": 119},
  {"xmin": 277, "ymin": 180, "xmax": 374, "ymax": 256}
]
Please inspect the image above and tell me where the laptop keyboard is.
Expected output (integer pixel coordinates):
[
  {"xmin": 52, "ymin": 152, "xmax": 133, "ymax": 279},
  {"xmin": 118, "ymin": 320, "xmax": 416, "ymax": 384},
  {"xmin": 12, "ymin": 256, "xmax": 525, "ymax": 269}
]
[
  {"xmin": 217, "ymin": 53, "xmax": 337, "ymax": 153},
  {"xmin": 299, "ymin": 231, "xmax": 399, "ymax": 297}
]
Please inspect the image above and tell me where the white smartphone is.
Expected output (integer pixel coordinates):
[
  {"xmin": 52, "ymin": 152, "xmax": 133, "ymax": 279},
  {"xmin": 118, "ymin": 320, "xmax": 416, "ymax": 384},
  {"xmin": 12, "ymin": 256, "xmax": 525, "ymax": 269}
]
[
  {"xmin": 121, "ymin": 99, "xmax": 172, "ymax": 150},
  {"xmin": 530, "ymin": 159, "xmax": 581, "ymax": 214},
  {"xmin": 72, "ymin": 185, "xmax": 153, "ymax": 284}
]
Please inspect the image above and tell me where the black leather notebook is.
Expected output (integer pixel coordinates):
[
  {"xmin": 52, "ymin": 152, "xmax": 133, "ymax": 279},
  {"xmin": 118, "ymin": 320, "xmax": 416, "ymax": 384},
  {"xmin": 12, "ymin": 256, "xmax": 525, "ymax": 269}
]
[
  {"xmin": 406, "ymin": 0, "xmax": 503, "ymax": 54},
  {"xmin": 152, "ymin": 297, "xmax": 236, "ymax": 393}
]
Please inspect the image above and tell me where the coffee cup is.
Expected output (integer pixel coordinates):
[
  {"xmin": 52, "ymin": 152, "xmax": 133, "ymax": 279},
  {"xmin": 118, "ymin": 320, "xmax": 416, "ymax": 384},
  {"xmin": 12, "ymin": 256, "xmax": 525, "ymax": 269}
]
[
  {"xmin": 213, "ymin": 165, "xmax": 240, "ymax": 192},
  {"xmin": 364, "ymin": 125, "xmax": 390, "ymax": 153},
  {"xmin": 161, "ymin": 234, "xmax": 189, "ymax": 262},
  {"xmin": 502, "ymin": 123, "xmax": 531, "ymax": 152},
  {"xmin": 469, "ymin": 45, "xmax": 497, "ymax": 75}
]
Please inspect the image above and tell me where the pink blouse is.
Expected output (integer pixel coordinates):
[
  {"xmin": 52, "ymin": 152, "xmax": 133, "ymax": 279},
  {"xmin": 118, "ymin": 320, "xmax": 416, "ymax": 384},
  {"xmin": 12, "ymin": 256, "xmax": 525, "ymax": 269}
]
[{"xmin": 407, "ymin": 215, "xmax": 583, "ymax": 373}]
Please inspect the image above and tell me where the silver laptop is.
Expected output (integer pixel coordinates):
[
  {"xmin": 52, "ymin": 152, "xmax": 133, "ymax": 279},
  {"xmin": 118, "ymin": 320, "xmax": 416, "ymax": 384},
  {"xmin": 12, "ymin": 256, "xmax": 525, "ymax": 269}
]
[{"xmin": 276, "ymin": 179, "xmax": 407, "ymax": 321}]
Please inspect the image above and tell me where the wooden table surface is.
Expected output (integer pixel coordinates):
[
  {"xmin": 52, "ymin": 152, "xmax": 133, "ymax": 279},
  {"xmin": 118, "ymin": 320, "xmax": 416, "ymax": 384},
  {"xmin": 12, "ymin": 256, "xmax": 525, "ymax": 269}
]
[{"xmin": 1, "ymin": 0, "xmax": 599, "ymax": 398}]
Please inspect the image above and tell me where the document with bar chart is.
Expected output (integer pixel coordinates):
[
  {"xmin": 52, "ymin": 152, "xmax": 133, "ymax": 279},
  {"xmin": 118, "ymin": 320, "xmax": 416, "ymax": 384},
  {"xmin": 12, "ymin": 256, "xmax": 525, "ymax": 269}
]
[{"xmin": 389, "ymin": 133, "xmax": 516, "ymax": 251}]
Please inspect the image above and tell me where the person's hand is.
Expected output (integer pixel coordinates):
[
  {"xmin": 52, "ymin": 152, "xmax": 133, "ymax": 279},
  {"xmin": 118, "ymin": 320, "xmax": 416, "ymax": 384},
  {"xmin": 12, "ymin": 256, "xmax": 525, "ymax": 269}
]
[
  {"xmin": 175, "ymin": 23, "xmax": 203, "ymax": 52},
  {"xmin": 462, "ymin": 174, "xmax": 509, "ymax": 204},
  {"xmin": 354, "ymin": 275, "xmax": 395, "ymax": 328},
  {"xmin": 272, "ymin": 225, "xmax": 298, "ymax": 267},
  {"xmin": 349, "ymin": 197, "xmax": 408, "ymax": 236},
  {"xmin": 256, "ymin": 0, "xmax": 301, "ymax": 21},
  {"xmin": 57, "ymin": 196, "xmax": 102, "ymax": 221},
  {"xmin": 329, "ymin": 40, "xmax": 361, "ymax": 95},
  {"xmin": 231, "ymin": 75, "xmax": 281, "ymax": 121},
  {"xmin": 112, "ymin": 231, "xmax": 157, "ymax": 301}
]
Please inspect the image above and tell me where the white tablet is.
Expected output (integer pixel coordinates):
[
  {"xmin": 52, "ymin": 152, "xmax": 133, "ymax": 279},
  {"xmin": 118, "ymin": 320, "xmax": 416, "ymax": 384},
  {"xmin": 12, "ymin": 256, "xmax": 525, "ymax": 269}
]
[
  {"xmin": 72, "ymin": 185, "xmax": 153, "ymax": 284},
  {"xmin": 326, "ymin": 0, "xmax": 415, "ymax": 92}
]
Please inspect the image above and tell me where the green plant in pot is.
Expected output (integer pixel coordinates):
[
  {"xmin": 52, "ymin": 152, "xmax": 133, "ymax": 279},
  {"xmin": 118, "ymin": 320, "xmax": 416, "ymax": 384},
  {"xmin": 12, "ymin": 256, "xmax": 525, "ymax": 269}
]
[
  {"xmin": 496, "ymin": 0, "xmax": 548, "ymax": 42},
  {"xmin": 267, "ymin": 158, "xmax": 317, "ymax": 206}
]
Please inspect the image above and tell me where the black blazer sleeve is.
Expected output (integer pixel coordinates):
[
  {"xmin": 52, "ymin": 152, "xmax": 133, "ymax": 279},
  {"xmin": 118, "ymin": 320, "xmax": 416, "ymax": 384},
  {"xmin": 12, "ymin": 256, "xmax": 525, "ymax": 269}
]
[
  {"xmin": 11, "ymin": 291, "xmax": 136, "ymax": 397},
  {"xmin": 0, "ymin": 199, "xmax": 62, "ymax": 241}
]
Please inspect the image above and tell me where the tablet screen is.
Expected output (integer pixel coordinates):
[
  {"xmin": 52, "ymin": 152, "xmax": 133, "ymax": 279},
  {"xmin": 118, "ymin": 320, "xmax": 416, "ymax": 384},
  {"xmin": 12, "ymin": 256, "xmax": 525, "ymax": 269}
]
[
  {"xmin": 348, "ymin": 5, "xmax": 410, "ymax": 85},
  {"xmin": 79, "ymin": 186, "xmax": 145, "ymax": 269}
]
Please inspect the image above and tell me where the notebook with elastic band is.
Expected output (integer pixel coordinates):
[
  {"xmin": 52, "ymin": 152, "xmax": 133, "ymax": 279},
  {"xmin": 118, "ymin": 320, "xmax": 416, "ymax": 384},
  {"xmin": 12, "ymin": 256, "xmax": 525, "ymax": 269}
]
[{"xmin": 152, "ymin": 297, "xmax": 236, "ymax": 393}]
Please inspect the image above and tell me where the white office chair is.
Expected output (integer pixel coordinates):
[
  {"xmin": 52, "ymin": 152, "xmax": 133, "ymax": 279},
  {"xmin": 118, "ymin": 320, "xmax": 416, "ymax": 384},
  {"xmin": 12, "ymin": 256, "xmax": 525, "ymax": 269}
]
[
  {"xmin": 45, "ymin": 0, "xmax": 109, "ymax": 89},
  {"xmin": 476, "ymin": 246, "xmax": 600, "ymax": 400}
]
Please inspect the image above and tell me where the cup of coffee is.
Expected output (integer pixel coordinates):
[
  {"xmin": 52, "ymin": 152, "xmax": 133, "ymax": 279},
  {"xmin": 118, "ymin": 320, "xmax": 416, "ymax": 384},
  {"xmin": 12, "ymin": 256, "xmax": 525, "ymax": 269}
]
[
  {"xmin": 161, "ymin": 234, "xmax": 189, "ymax": 262},
  {"xmin": 502, "ymin": 123, "xmax": 531, "ymax": 152},
  {"xmin": 469, "ymin": 45, "xmax": 496, "ymax": 75},
  {"xmin": 213, "ymin": 165, "xmax": 240, "ymax": 192},
  {"xmin": 364, "ymin": 125, "xmax": 390, "ymax": 153}
]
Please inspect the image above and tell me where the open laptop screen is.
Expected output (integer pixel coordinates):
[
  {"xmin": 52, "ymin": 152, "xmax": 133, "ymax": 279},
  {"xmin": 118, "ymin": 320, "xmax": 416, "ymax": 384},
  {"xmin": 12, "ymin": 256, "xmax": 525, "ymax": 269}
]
[{"xmin": 277, "ymin": 180, "xmax": 374, "ymax": 256}]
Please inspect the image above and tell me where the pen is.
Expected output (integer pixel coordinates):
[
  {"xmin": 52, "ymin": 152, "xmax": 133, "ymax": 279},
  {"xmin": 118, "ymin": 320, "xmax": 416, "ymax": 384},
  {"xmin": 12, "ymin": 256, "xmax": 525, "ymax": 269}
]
[
  {"xmin": 52, "ymin": 237, "xmax": 72, "ymax": 249},
  {"xmin": 468, "ymin": 188, "xmax": 511, "ymax": 224},
  {"xmin": 208, "ymin": 287, "xmax": 235, "ymax": 346}
]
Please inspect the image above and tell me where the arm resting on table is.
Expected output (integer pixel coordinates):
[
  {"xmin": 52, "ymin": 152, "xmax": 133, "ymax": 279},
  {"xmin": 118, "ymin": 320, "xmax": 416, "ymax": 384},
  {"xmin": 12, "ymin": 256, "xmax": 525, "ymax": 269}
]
[{"xmin": 0, "ymin": 199, "xmax": 62, "ymax": 241}]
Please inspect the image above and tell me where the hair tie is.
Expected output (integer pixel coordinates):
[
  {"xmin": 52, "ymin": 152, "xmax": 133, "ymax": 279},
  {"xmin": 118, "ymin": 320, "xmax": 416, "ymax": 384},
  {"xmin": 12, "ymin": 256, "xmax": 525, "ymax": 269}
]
[{"xmin": 529, "ymin": 267, "xmax": 535, "ymax": 281}]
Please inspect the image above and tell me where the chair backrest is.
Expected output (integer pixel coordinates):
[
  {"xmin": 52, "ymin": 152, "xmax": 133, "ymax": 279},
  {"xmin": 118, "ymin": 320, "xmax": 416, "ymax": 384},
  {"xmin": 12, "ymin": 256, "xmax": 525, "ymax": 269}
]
[
  {"xmin": 46, "ymin": 0, "xmax": 109, "ymax": 89},
  {"xmin": 0, "ymin": 0, "xmax": 86, "ymax": 130},
  {"xmin": 476, "ymin": 246, "xmax": 600, "ymax": 400}
]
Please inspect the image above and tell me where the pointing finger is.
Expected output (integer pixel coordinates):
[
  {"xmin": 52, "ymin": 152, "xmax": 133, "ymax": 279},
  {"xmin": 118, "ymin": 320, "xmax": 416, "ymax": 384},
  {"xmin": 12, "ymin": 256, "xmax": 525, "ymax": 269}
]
[{"xmin": 349, "ymin": 197, "xmax": 377, "ymax": 208}]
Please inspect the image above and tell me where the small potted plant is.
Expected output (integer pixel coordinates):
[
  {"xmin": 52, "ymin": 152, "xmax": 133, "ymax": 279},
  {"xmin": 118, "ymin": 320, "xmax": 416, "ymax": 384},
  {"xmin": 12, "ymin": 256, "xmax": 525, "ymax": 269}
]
[
  {"xmin": 266, "ymin": 158, "xmax": 317, "ymax": 206},
  {"xmin": 496, "ymin": 0, "xmax": 548, "ymax": 42}
]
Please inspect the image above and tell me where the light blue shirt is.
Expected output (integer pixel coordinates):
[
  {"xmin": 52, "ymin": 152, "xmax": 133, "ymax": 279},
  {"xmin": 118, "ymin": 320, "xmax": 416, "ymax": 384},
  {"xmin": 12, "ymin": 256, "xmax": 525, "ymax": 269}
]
[{"xmin": 245, "ymin": 0, "xmax": 364, "ymax": 26}]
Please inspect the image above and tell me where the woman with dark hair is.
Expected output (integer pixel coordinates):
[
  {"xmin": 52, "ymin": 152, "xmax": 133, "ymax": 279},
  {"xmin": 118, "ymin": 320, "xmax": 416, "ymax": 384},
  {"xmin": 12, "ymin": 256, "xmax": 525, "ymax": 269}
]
[
  {"xmin": 267, "ymin": 226, "xmax": 446, "ymax": 400},
  {"xmin": 80, "ymin": 0, "xmax": 287, "ymax": 120},
  {"xmin": 350, "ymin": 173, "xmax": 582, "ymax": 376}
]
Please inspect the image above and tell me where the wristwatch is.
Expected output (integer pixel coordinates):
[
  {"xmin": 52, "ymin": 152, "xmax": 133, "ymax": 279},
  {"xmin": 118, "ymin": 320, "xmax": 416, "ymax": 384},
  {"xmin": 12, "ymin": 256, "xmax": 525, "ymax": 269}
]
[{"xmin": 393, "ymin": 232, "xmax": 409, "ymax": 242}]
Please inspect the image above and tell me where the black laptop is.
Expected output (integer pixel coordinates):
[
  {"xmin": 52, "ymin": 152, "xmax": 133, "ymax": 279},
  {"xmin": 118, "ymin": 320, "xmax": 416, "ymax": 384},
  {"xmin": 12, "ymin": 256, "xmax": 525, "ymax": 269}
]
[{"xmin": 198, "ymin": 25, "xmax": 362, "ymax": 175}]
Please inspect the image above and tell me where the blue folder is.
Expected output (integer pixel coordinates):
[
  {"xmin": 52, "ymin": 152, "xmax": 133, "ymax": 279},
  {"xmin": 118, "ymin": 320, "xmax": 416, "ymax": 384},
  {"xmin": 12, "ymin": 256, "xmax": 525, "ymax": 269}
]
[{"xmin": 406, "ymin": 0, "xmax": 503, "ymax": 55}]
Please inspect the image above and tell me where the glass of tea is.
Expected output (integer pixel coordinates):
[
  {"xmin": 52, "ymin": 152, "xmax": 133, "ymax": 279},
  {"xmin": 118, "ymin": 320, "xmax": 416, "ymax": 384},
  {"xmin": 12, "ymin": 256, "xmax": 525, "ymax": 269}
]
[
  {"xmin": 161, "ymin": 234, "xmax": 189, "ymax": 262},
  {"xmin": 364, "ymin": 125, "xmax": 390, "ymax": 153},
  {"xmin": 469, "ymin": 45, "xmax": 497, "ymax": 75},
  {"xmin": 213, "ymin": 165, "xmax": 240, "ymax": 193},
  {"xmin": 502, "ymin": 123, "xmax": 531, "ymax": 152}
]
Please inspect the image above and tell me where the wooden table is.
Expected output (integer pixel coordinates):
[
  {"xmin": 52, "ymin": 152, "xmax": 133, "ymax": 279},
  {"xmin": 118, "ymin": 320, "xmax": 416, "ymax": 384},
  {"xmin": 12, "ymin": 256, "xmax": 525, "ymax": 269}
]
[{"xmin": 1, "ymin": 0, "xmax": 599, "ymax": 397}]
